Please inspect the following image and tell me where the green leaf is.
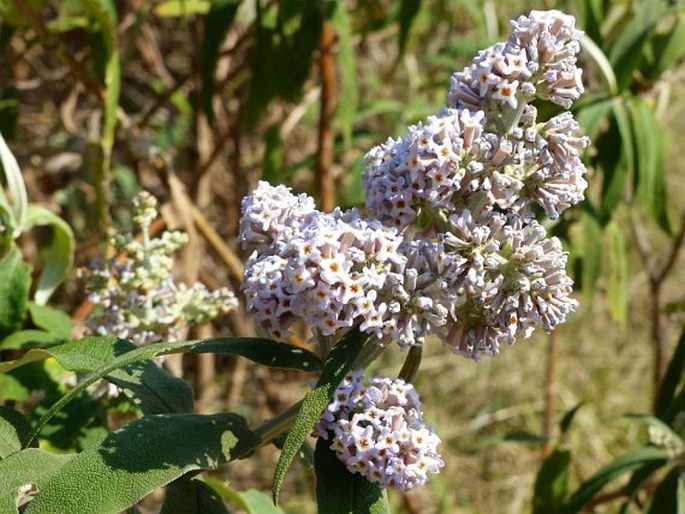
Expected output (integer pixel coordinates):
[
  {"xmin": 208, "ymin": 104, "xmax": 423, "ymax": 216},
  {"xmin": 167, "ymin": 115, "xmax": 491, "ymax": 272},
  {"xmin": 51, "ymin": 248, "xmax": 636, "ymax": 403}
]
[
  {"xmin": 645, "ymin": 466, "xmax": 684, "ymax": 514},
  {"xmin": 24, "ymin": 413, "xmax": 260, "ymax": 514},
  {"xmin": 574, "ymin": 94, "xmax": 613, "ymax": 141},
  {"xmin": 579, "ymin": 210, "xmax": 602, "ymax": 306},
  {"xmin": 200, "ymin": 0, "xmax": 240, "ymax": 124},
  {"xmin": 0, "ymin": 407, "xmax": 29, "ymax": 458},
  {"xmin": 0, "ymin": 130, "xmax": 27, "ymax": 237},
  {"xmin": 273, "ymin": 327, "xmax": 367, "ymax": 504},
  {"xmin": 314, "ymin": 436, "xmax": 390, "ymax": 514},
  {"xmin": 606, "ymin": 222, "xmax": 629, "ymax": 327},
  {"xmin": 644, "ymin": 13, "xmax": 685, "ymax": 82},
  {"xmin": 628, "ymin": 99, "xmax": 671, "ymax": 233},
  {"xmin": 609, "ymin": 1, "xmax": 671, "ymax": 90},
  {"xmin": 397, "ymin": 0, "xmax": 421, "ymax": 56},
  {"xmin": 161, "ymin": 477, "xmax": 229, "ymax": 514},
  {"xmin": 154, "ymin": 0, "xmax": 211, "ymax": 16},
  {"xmin": 261, "ymin": 124, "xmax": 284, "ymax": 184},
  {"xmin": 332, "ymin": 2, "xmax": 357, "ymax": 149},
  {"xmin": 579, "ymin": 34, "xmax": 617, "ymax": 96},
  {"xmin": 656, "ymin": 328, "xmax": 685, "ymax": 420},
  {"xmin": 23, "ymin": 205, "xmax": 75, "ymax": 305},
  {"xmin": 0, "ymin": 449, "xmax": 72, "ymax": 508},
  {"xmin": 562, "ymin": 447, "xmax": 672, "ymax": 513},
  {"xmin": 560, "ymin": 402, "xmax": 584, "ymax": 436},
  {"xmin": 27, "ymin": 303, "xmax": 72, "ymax": 339},
  {"xmin": 204, "ymin": 478, "xmax": 283, "ymax": 514},
  {"xmin": 573, "ymin": 0, "xmax": 604, "ymax": 45},
  {"xmin": 0, "ymin": 247, "xmax": 31, "ymax": 340},
  {"xmin": 18, "ymin": 337, "xmax": 318, "ymax": 446},
  {"xmin": 533, "ymin": 449, "xmax": 571, "ymax": 514}
]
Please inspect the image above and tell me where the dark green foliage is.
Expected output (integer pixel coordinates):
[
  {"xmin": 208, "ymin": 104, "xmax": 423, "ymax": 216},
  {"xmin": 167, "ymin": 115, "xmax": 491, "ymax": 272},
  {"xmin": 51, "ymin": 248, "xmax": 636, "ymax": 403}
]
[{"xmin": 314, "ymin": 436, "xmax": 390, "ymax": 514}]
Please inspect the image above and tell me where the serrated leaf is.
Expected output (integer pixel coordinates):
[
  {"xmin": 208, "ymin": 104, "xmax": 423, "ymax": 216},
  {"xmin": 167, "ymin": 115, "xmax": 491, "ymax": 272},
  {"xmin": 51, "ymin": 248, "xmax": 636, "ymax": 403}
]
[
  {"xmin": 0, "ymin": 449, "xmax": 72, "ymax": 507},
  {"xmin": 656, "ymin": 328, "xmax": 685, "ymax": 420},
  {"xmin": 0, "ymin": 130, "xmax": 27, "ymax": 237},
  {"xmin": 272, "ymin": 327, "xmax": 367, "ymax": 504},
  {"xmin": 562, "ymin": 447, "xmax": 672, "ymax": 513},
  {"xmin": 200, "ymin": 0, "xmax": 240, "ymax": 123},
  {"xmin": 24, "ymin": 413, "xmax": 260, "ymax": 514},
  {"xmin": 314, "ymin": 436, "xmax": 390, "ymax": 514},
  {"xmin": 161, "ymin": 477, "xmax": 229, "ymax": 514},
  {"xmin": 332, "ymin": 2, "xmax": 357, "ymax": 149},
  {"xmin": 27, "ymin": 303, "xmax": 72, "ymax": 339},
  {"xmin": 204, "ymin": 478, "xmax": 283, "ymax": 514},
  {"xmin": 0, "ymin": 247, "xmax": 31, "ymax": 340},
  {"xmin": 24, "ymin": 205, "xmax": 75, "ymax": 305},
  {"xmin": 0, "ymin": 407, "xmax": 29, "ymax": 458},
  {"xmin": 533, "ymin": 449, "xmax": 571, "ymax": 514}
]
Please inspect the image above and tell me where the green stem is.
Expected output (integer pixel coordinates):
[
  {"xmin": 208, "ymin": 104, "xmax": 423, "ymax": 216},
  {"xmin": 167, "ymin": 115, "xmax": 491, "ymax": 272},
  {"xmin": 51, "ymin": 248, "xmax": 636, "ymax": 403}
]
[
  {"xmin": 253, "ymin": 399, "xmax": 304, "ymax": 449},
  {"xmin": 352, "ymin": 338, "xmax": 386, "ymax": 369},
  {"xmin": 498, "ymin": 96, "xmax": 528, "ymax": 134},
  {"xmin": 398, "ymin": 346, "xmax": 423, "ymax": 382}
]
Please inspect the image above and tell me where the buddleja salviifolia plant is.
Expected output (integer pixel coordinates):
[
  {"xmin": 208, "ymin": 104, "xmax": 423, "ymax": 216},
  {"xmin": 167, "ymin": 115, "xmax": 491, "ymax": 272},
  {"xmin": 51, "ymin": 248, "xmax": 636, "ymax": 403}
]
[
  {"xmin": 241, "ymin": 8, "xmax": 587, "ymax": 505},
  {"xmin": 0, "ymin": 9, "xmax": 588, "ymax": 514}
]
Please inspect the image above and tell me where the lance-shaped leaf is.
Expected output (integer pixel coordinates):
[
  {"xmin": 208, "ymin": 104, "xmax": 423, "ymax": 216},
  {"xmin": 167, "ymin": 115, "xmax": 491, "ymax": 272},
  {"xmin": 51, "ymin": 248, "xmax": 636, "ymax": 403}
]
[
  {"xmin": 533, "ymin": 449, "xmax": 571, "ymax": 514},
  {"xmin": 0, "ymin": 247, "xmax": 31, "ymax": 340},
  {"xmin": 562, "ymin": 447, "xmax": 672, "ymax": 513},
  {"xmin": 273, "ymin": 328, "xmax": 366, "ymax": 504},
  {"xmin": 24, "ymin": 413, "xmax": 260, "ymax": 514},
  {"xmin": 17, "ymin": 337, "xmax": 319, "ymax": 446},
  {"xmin": 656, "ymin": 328, "xmax": 685, "ymax": 420},
  {"xmin": 314, "ymin": 436, "xmax": 390, "ymax": 514},
  {"xmin": 0, "ymin": 449, "xmax": 72, "ymax": 508},
  {"xmin": 204, "ymin": 478, "xmax": 284, "ymax": 514},
  {"xmin": 0, "ymin": 130, "xmax": 27, "ymax": 237},
  {"xmin": 24, "ymin": 205, "xmax": 75, "ymax": 305}
]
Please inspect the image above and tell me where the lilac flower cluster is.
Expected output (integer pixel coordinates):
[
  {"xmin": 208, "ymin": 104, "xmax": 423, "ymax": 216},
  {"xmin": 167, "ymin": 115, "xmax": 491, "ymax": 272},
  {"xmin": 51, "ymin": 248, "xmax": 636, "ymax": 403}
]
[
  {"xmin": 315, "ymin": 370, "xmax": 444, "ymax": 491},
  {"xmin": 241, "ymin": 10, "xmax": 586, "ymax": 361}
]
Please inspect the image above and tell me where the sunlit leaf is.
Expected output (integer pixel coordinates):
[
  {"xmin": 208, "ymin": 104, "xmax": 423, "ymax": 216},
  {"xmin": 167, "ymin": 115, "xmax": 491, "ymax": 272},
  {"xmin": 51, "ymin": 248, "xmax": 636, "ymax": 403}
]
[
  {"xmin": 0, "ymin": 130, "xmax": 27, "ymax": 237},
  {"xmin": 533, "ymin": 449, "xmax": 571, "ymax": 514},
  {"xmin": 204, "ymin": 478, "xmax": 283, "ymax": 514},
  {"xmin": 24, "ymin": 413, "xmax": 260, "ymax": 514}
]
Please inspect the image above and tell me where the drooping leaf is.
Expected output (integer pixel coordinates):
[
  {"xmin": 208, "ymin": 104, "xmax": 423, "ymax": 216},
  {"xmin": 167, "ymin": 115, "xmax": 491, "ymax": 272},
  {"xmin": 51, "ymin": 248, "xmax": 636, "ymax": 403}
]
[
  {"xmin": 314, "ymin": 436, "xmax": 390, "ymax": 514},
  {"xmin": 24, "ymin": 205, "xmax": 75, "ymax": 305},
  {"xmin": 579, "ymin": 34, "xmax": 617, "ymax": 96},
  {"xmin": 562, "ymin": 447, "xmax": 672, "ymax": 513},
  {"xmin": 273, "ymin": 327, "xmax": 367, "ymax": 504},
  {"xmin": 656, "ymin": 328, "xmax": 685, "ymax": 420},
  {"xmin": 0, "ymin": 407, "xmax": 30, "ymax": 458},
  {"xmin": 533, "ymin": 449, "xmax": 571, "ymax": 514},
  {"xmin": 24, "ymin": 413, "xmax": 260, "ymax": 514},
  {"xmin": 200, "ymin": 0, "xmax": 241, "ymax": 123},
  {"xmin": 204, "ymin": 478, "xmax": 283, "ymax": 514},
  {"xmin": 0, "ymin": 247, "xmax": 31, "ymax": 340},
  {"xmin": 161, "ymin": 477, "xmax": 229, "ymax": 514}
]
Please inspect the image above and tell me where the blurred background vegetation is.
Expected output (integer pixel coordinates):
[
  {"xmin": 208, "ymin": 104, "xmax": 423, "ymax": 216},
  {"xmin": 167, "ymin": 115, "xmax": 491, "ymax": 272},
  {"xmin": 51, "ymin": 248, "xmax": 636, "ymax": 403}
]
[{"xmin": 1, "ymin": 0, "xmax": 685, "ymax": 512}]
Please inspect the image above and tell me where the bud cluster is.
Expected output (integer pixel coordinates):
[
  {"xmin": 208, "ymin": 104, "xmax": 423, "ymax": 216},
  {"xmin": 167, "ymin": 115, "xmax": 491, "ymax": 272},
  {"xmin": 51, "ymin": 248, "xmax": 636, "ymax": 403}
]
[{"xmin": 82, "ymin": 192, "xmax": 238, "ymax": 345}]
